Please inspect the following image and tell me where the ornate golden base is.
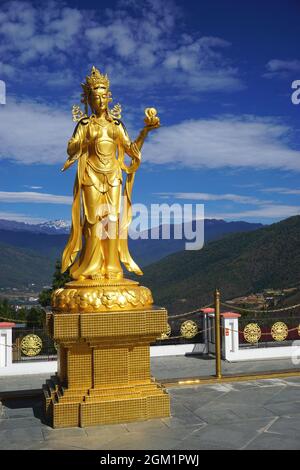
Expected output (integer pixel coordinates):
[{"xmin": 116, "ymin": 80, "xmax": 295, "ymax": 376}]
[
  {"xmin": 43, "ymin": 303, "xmax": 170, "ymax": 428},
  {"xmin": 51, "ymin": 278, "xmax": 153, "ymax": 313}
]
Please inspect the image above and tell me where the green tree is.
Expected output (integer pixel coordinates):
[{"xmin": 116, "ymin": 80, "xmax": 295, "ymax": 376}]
[
  {"xmin": 0, "ymin": 297, "xmax": 14, "ymax": 320},
  {"xmin": 38, "ymin": 288, "xmax": 52, "ymax": 307},
  {"xmin": 52, "ymin": 260, "xmax": 71, "ymax": 289},
  {"xmin": 14, "ymin": 307, "xmax": 27, "ymax": 323},
  {"xmin": 39, "ymin": 259, "xmax": 71, "ymax": 307},
  {"xmin": 26, "ymin": 307, "xmax": 45, "ymax": 327}
]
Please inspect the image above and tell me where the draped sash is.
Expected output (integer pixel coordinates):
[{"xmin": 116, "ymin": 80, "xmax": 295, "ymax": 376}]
[{"xmin": 118, "ymin": 141, "xmax": 143, "ymax": 275}]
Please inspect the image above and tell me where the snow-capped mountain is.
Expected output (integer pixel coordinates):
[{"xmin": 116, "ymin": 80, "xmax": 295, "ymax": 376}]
[
  {"xmin": 0, "ymin": 219, "xmax": 71, "ymax": 234},
  {"xmin": 37, "ymin": 219, "xmax": 71, "ymax": 233}
]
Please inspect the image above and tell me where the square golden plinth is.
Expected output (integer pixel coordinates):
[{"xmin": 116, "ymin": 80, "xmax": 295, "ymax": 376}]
[{"xmin": 43, "ymin": 306, "xmax": 170, "ymax": 428}]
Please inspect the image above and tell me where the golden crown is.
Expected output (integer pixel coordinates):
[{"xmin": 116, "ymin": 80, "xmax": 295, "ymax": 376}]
[
  {"xmin": 81, "ymin": 66, "xmax": 110, "ymax": 98},
  {"xmin": 79, "ymin": 66, "xmax": 120, "ymax": 118}
]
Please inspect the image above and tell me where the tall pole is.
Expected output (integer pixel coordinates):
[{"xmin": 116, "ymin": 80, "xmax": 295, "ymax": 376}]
[{"xmin": 214, "ymin": 288, "xmax": 222, "ymax": 379}]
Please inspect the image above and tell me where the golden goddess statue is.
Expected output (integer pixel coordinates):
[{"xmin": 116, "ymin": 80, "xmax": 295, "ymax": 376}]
[
  {"xmin": 46, "ymin": 67, "xmax": 170, "ymax": 429},
  {"xmin": 61, "ymin": 66, "xmax": 159, "ymax": 283},
  {"xmin": 46, "ymin": 68, "xmax": 170, "ymax": 430}
]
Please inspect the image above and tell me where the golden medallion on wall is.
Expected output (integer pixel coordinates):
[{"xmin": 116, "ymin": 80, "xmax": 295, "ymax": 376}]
[
  {"xmin": 243, "ymin": 323, "xmax": 262, "ymax": 343},
  {"xmin": 160, "ymin": 324, "xmax": 171, "ymax": 340},
  {"xmin": 180, "ymin": 320, "xmax": 198, "ymax": 339},
  {"xmin": 20, "ymin": 334, "xmax": 43, "ymax": 357},
  {"xmin": 271, "ymin": 322, "xmax": 288, "ymax": 342}
]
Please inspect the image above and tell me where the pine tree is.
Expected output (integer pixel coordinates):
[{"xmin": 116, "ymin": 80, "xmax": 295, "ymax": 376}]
[
  {"xmin": 0, "ymin": 297, "xmax": 14, "ymax": 320},
  {"xmin": 39, "ymin": 260, "xmax": 71, "ymax": 307},
  {"xmin": 52, "ymin": 260, "xmax": 71, "ymax": 290}
]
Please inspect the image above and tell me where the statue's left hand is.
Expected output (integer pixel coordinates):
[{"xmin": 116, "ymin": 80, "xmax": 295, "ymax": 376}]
[
  {"xmin": 144, "ymin": 108, "xmax": 160, "ymax": 131},
  {"xmin": 144, "ymin": 120, "xmax": 160, "ymax": 132}
]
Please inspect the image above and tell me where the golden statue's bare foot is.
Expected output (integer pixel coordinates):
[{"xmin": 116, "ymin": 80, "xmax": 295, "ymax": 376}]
[
  {"xmin": 91, "ymin": 273, "xmax": 105, "ymax": 280},
  {"xmin": 105, "ymin": 270, "xmax": 123, "ymax": 280}
]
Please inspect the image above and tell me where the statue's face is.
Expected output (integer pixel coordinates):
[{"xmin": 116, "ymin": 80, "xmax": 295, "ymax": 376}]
[{"xmin": 89, "ymin": 85, "xmax": 109, "ymax": 114}]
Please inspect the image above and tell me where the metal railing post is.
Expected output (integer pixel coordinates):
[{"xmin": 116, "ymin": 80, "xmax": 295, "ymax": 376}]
[{"xmin": 214, "ymin": 288, "xmax": 222, "ymax": 378}]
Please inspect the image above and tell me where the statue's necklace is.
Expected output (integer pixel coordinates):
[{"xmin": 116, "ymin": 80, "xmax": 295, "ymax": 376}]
[{"xmin": 93, "ymin": 116, "xmax": 108, "ymax": 128}]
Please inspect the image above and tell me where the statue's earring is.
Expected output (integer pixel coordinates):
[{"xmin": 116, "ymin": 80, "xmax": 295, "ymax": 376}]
[{"xmin": 81, "ymin": 93, "xmax": 89, "ymax": 116}]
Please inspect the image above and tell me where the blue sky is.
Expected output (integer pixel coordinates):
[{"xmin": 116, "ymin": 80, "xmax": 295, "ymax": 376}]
[{"xmin": 0, "ymin": 0, "xmax": 300, "ymax": 225}]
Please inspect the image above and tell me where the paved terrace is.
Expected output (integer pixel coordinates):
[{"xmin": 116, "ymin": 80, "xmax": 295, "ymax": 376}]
[{"xmin": 1, "ymin": 356, "xmax": 300, "ymax": 450}]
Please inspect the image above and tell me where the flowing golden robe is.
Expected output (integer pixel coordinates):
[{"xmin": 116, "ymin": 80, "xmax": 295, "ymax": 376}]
[{"xmin": 61, "ymin": 114, "xmax": 142, "ymax": 279}]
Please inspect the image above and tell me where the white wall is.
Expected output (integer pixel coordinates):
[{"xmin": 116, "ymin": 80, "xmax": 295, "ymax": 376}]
[
  {"xmin": 0, "ymin": 343, "xmax": 207, "ymax": 376},
  {"xmin": 0, "ymin": 360, "xmax": 57, "ymax": 376},
  {"xmin": 225, "ymin": 342, "xmax": 300, "ymax": 362},
  {"xmin": 150, "ymin": 343, "xmax": 206, "ymax": 357},
  {"xmin": 222, "ymin": 316, "xmax": 300, "ymax": 362},
  {"xmin": 0, "ymin": 328, "xmax": 13, "ymax": 368}
]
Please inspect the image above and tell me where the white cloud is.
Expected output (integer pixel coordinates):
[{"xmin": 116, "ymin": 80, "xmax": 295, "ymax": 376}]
[
  {"xmin": 210, "ymin": 204, "xmax": 300, "ymax": 220},
  {"xmin": 260, "ymin": 187, "xmax": 300, "ymax": 195},
  {"xmin": 143, "ymin": 115, "xmax": 300, "ymax": 171},
  {"xmin": 1, "ymin": 99, "xmax": 300, "ymax": 171},
  {"xmin": 162, "ymin": 36, "xmax": 242, "ymax": 92},
  {"xmin": 264, "ymin": 59, "xmax": 300, "ymax": 79},
  {"xmin": 0, "ymin": 61, "xmax": 14, "ymax": 77},
  {"xmin": 0, "ymin": 2, "xmax": 83, "ymax": 63},
  {"xmin": 267, "ymin": 59, "xmax": 300, "ymax": 73},
  {"xmin": 155, "ymin": 192, "xmax": 300, "ymax": 222},
  {"xmin": 0, "ymin": 97, "xmax": 73, "ymax": 164},
  {"xmin": 0, "ymin": 191, "xmax": 72, "ymax": 204},
  {"xmin": 24, "ymin": 185, "xmax": 43, "ymax": 190},
  {"xmin": 0, "ymin": 211, "xmax": 46, "ymax": 224},
  {"xmin": 156, "ymin": 192, "xmax": 268, "ymax": 205},
  {"xmin": 0, "ymin": 0, "xmax": 243, "ymax": 94}
]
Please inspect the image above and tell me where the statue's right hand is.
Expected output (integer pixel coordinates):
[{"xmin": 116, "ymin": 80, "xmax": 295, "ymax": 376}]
[{"xmin": 67, "ymin": 137, "xmax": 80, "ymax": 156}]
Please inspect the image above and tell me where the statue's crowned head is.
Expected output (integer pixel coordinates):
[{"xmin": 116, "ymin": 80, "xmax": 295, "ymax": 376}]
[{"xmin": 81, "ymin": 66, "xmax": 112, "ymax": 113}]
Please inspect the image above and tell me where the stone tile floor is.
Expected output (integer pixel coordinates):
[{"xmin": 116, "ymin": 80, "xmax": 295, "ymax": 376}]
[
  {"xmin": 1, "ymin": 355, "xmax": 298, "ymax": 392},
  {"xmin": 1, "ymin": 376, "xmax": 300, "ymax": 449}
]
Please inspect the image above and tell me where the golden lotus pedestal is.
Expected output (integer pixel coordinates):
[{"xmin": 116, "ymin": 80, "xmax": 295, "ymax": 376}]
[{"xmin": 43, "ymin": 279, "xmax": 170, "ymax": 428}]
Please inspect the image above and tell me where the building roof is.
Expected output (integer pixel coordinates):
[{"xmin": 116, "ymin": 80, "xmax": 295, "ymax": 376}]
[{"xmin": 0, "ymin": 322, "xmax": 16, "ymax": 328}]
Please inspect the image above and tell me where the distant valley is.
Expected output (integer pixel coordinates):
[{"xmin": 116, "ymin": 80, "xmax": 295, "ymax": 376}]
[
  {"xmin": 141, "ymin": 216, "xmax": 300, "ymax": 313},
  {"xmin": 0, "ymin": 218, "xmax": 263, "ymax": 288}
]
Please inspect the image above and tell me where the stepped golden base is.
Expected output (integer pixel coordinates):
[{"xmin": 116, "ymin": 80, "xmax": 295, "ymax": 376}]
[
  {"xmin": 44, "ymin": 379, "xmax": 170, "ymax": 428},
  {"xmin": 43, "ymin": 293, "xmax": 170, "ymax": 428}
]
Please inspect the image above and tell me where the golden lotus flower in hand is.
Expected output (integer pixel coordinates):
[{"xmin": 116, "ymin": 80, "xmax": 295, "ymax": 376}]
[{"xmin": 144, "ymin": 107, "xmax": 160, "ymax": 128}]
